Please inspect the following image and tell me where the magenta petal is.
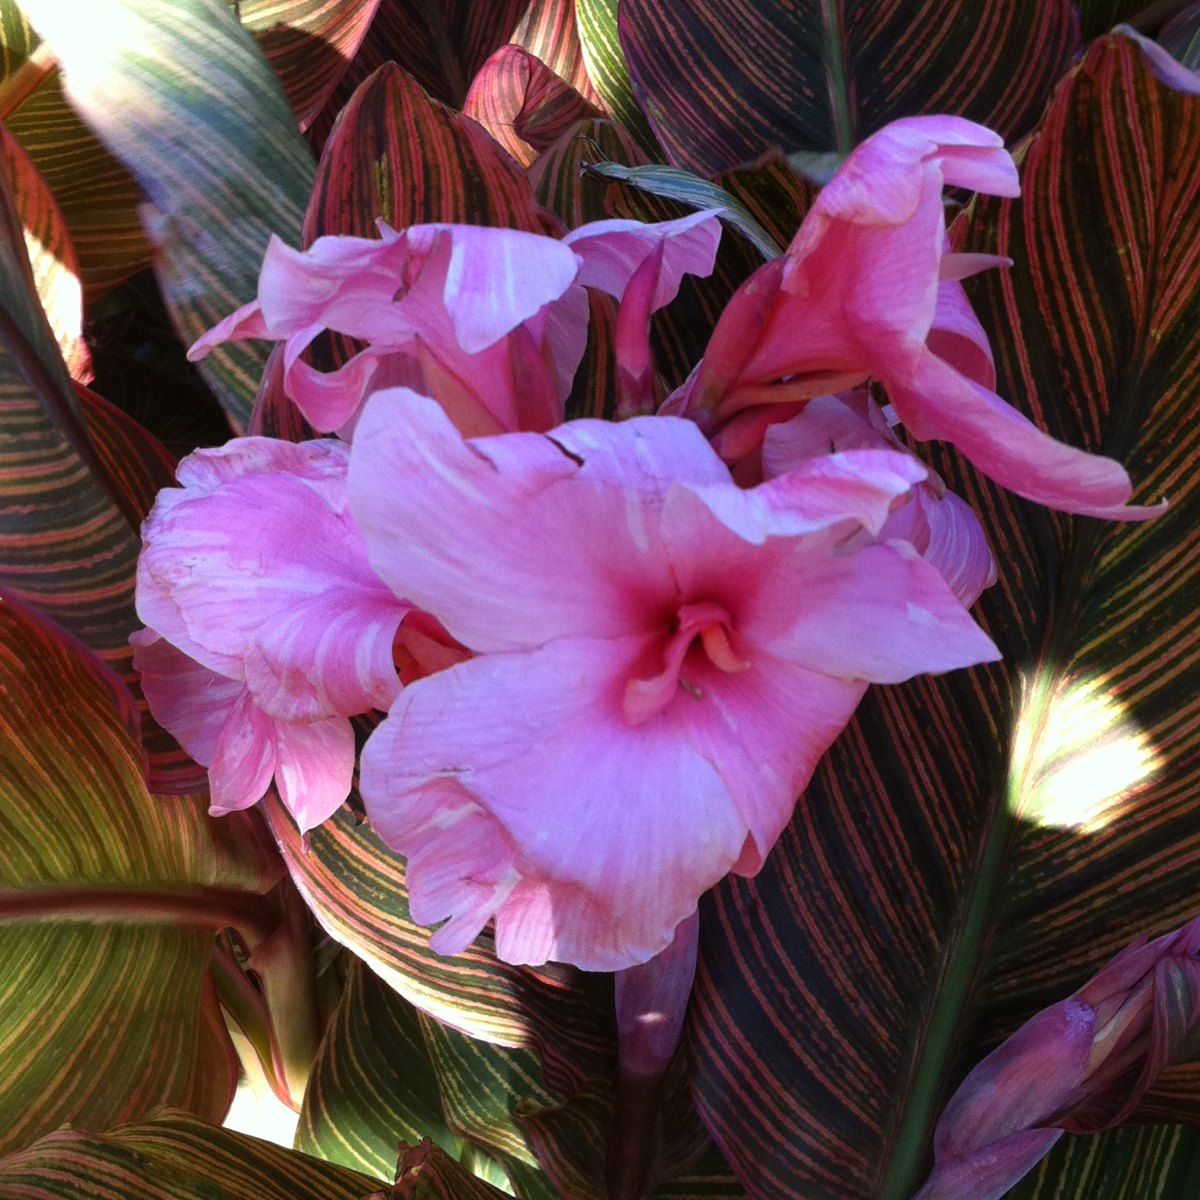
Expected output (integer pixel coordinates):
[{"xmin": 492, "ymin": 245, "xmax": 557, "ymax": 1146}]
[
  {"xmin": 131, "ymin": 629, "xmax": 243, "ymax": 769},
  {"xmin": 934, "ymin": 1000, "xmax": 1096, "ymax": 1159},
  {"xmin": 139, "ymin": 436, "xmax": 407, "ymax": 715},
  {"xmin": 360, "ymin": 637, "xmax": 751, "ymax": 970},
  {"xmin": 208, "ymin": 688, "xmax": 278, "ymax": 816},
  {"xmin": 187, "ymin": 298, "xmax": 270, "ymax": 360},
  {"xmin": 913, "ymin": 1129, "xmax": 1065, "ymax": 1200}
]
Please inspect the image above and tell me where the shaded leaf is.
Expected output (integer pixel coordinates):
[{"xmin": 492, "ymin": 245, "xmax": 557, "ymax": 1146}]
[
  {"xmin": 0, "ymin": 594, "xmax": 281, "ymax": 1153},
  {"xmin": 714, "ymin": 154, "xmax": 815, "ymax": 252},
  {"xmin": 0, "ymin": 1110, "xmax": 386, "ymax": 1198},
  {"xmin": 1078, "ymin": 0, "xmax": 1156, "ymax": 39},
  {"xmin": 20, "ymin": 0, "xmax": 316, "ymax": 429},
  {"xmin": 618, "ymin": 0, "xmax": 1079, "ymax": 173},
  {"xmin": 395, "ymin": 1139, "xmax": 514, "ymax": 1200},
  {"xmin": 1006, "ymin": 1124, "xmax": 1200, "ymax": 1198},
  {"xmin": 304, "ymin": 0, "xmax": 532, "ymax": 150},
  {"xmin": 303, "ymin": 60, "xmax": 560, "ymax": 243},
  {"xmin": 1160, "ymin": 2, "xmax": 1200, "ymax": 67},
  {"xmin": 686, "ymin": 32, "xmax": 1200, "ymax": 1200},
  {"xmin": 581, "ymin": 161, "xmax": 783, "ymax": 258}
]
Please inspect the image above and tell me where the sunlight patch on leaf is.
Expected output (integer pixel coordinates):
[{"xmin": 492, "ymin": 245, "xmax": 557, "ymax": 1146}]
[{"xmin": 1010, "ymin": 672, "xmax": 1164, "ymax": 833}]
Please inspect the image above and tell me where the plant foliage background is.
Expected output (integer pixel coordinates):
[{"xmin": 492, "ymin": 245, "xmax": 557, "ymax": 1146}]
[{"xmin": 0, "ymin": 1, "xmax": 1198, "ymax": 1198}]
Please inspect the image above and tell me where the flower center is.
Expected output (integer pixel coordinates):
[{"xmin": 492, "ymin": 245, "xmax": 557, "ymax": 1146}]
[{"xmin": 623, "ymin": 601, "xmax": 750, "ymax": 726}]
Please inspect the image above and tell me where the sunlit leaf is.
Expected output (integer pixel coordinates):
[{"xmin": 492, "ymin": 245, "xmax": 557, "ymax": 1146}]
[
  {"xmin": 0, "ymin": 595, "xmax": 281, "ymax": 1153},
  {"xmin": 574, "ymin": 0, "xmax": 659, "ymax": 154},
  {"xmin": 19, "ymin": 0, "xmax": 315, "ymax": 429},
  {"xmin": 236, "ymin": 0, "xmax": 381, "ymax": 128},
  {"xmin": 686, "ymin": 32, "xmax": 1200, "ymax": 1199},
  {"xmin": 0, "ymin": 1111, "xmax": 387, "ymax": 1198},
  {"xmin": 618, "ymin": 0, "xmax": 1078, "ymax": 173}
]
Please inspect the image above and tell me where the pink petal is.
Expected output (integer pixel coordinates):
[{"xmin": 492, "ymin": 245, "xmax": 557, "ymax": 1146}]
[
  {"xmin": 187, "ymin": 298, "xmax": 269, "ymax": 360},
  {"xmin": 208, "ymin": 687, "xmax": 279, "ymax": 815},
  {"xmin": 563, "ymin": 210, "xmax": 722, "ymax": 308},
  {"xmin": 274, "ymin": 716, "xmax": 357, "ymax": 832},
  {"xmin": 349, "ymin": 391, "xmax": 729, "ymax": 652},
  {"xmin": 360, "ymin": 636, "xmax": 752, "ymax": 970},
  {"xmin": 131, "ymin": 629, "xmax": 243, "ymax": 769},
  {"xmin": 138, "ymin": 437, "xmax": 407, "ymax": 714},
  {"xmin": 890, "ymin": 350, "xmax": 1167, "ymax": 519}
]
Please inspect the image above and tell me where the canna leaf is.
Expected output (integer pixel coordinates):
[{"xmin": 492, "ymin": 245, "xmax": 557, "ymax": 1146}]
[
  {"xmin": 617, "ymin": 0, "xmax": 1078, "ymax": 173},
  {"xmin": 685, "ymin": 32, "xmax": 1200, "ymax": 1200},
  {"xmin": 18, "ymin": 0, "xmax": 315, "ymax": 429},
  {"xmin": 574, "ymin": 0, "xmax": 659, "ymax": 155},
  {"xmin": 0, "ymin": 1110, "xmax": 389, "ymax": 1198},
  {"xmin": 0, "ymin": 594, "xmax": 281, "ymax": 1153}
]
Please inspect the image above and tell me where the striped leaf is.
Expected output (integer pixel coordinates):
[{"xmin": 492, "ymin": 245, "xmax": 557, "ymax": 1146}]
[
  {"xmin": 617, "ymin": 0, "xmax": 1079, "ymax": 173},
  {"xmin": 0, "ymin": 123, "xmax": 87, "ymax": 377},
  {"xmin": 512, "ymin": 0, "xmax": 602, "ymax": 106},
  {"xmin": 0, "ymin": 1111, "xmax": 388, "ymax": 1199},
  {"xmin": 1008, "ymin": 1125, "xmax": 1200, "ymax": 1198},
  {"xmin": 0, "ymin": 594, "xmax": 281, "ymax": 1153},
  {"xmin": 1161, "ymin": 3, "xmax": 1200, "ymax": 68},
  {"xmin": 685, "ymin": 33, "xmax": 1200, "ymax": 1200},
  {"xmin": 574, "ymin": 0, "xmax": 659, "ymax": 155},
  {"xmin": 19, "ymin": 0, "xmax": 316, "ymax": 430},
  {"xmin": 464, "ymin": 44, "xmax": 599, "ymax": 168},
  {"xmin": 237, "ymin": 0, "xmax": 381, "ymax": 129},
  {"xmin": 303, "ymin": 59, "xmax": 560, "ymax": 243},
  {"xmin": 395, "ymin": 1140, "xmax": 515, "ymax": 1199}
]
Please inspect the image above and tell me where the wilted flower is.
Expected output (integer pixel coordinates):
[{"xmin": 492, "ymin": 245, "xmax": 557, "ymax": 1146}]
[
  {"xmin": 348, "ymin": 388, "xmax": 999, "ymax": 970},
  {"xmin": 189, "ymin": 212, "xmax": 721, "ymax": 437},
  {"xmin": 664, "ymin": 115, "xmax": 1163, "ymax": 520},
  {"xmin": 914, "ymin": 914, "xmax": 1200, "ymax": 1200}
]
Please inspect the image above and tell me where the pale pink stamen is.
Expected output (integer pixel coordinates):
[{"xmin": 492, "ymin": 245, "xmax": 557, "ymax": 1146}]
[{"xmin": 622, "ymin": 601, "xmax": 748, "ymax": 726}]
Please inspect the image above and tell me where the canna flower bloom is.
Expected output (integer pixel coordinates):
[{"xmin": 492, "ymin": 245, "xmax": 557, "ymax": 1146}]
[
  {"xmin": 189, "ymin": 212, "xmax": 721, "ymax": 438},
  {"xmin": 349, "ymin": 388, "xmax": 1000, "ymax": 970},
  {"xmin": 664, "ymin": 115, "xmax": 1163, "ymax": 520},
  {"xmin": 760, "ymin": 392, "xmax": 996, "ymax": 608},
  {"xmin": 915, "ymin": 914, "xmax": 1200, "ymax": 1200},
  {"xmin": 133, "ymin": 437, "xmax": 409, "ymax": 831}
]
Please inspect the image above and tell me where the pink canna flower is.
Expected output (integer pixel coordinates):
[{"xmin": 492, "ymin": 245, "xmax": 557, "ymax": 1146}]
[
  {"xmin": 761, "ymin": 392, "xmax": 997, "ymax": 608},
  {"xmin": 664, "ymin": 115, "xmax": 1164, "ymax": 520},
  {"xmin": 189, "ymin": 213, "xmax": 721, "ymax": 438},
  {"xmin": 348, "ymin": 387, "xmax": 1000, "ymax": 970},
  {"xmin": 133, "ymin": 437, "xmax": 409, "ymax": 831},
  {"xmin": 914, "ymin": 914, "xmax": 1200, "ymax": 1200}
]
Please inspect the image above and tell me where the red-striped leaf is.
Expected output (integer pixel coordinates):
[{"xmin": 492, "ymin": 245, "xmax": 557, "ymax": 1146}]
[
  {"xmin": 512, "ymin": 0, "xmax": 602, "ymax": 107},
  {"xmin": 303, "ymin": 60, "xmax": 560, "ymax": 243},
  {"xmin": 617, "ymin": 0, "xmax": 1079, "ymax": 173},
  {"xmin": 238, "ymin": 0, "xmax": 381, "ymax": 129},
  {"xmin": 0, "ymin": 1111, "xmax": 387, "ymax": 1199},
  {"xmin": 464, "ymin": 44, "xmax": 599, "ymax": 167},
  {"xmin": 0, "ymin": 594, "xmax": 281, "ymax": 1153},
  {"xmin": 396, "ymin": 1140, "xmax": 515, "ymax": 1200},
  {"xmin": 304, "ymin": 0, "xmax": 533, "ymax": 151},
  {"xmin": 686, "ymin": 33, "xmax": 1200, "ymax": 1200},
  {"xmin": 20, "ymin": 0, "xmax": 316, "ymax": 429}
]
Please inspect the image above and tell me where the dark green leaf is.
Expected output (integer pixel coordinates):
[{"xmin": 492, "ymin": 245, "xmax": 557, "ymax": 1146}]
[{"xmin": 618, "ymin": 0, "xmax": 1078, "ymax": 172}]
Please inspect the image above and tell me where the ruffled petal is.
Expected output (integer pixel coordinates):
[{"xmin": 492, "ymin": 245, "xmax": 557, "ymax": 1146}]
[
  {"xmin": 350, "ymin": 391, "xmax": 730, "ymax": 651},
  {"xmin": 360, "ymin": 636, "xmax": 751, "ymax": 970}
]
